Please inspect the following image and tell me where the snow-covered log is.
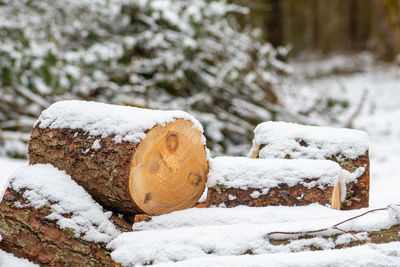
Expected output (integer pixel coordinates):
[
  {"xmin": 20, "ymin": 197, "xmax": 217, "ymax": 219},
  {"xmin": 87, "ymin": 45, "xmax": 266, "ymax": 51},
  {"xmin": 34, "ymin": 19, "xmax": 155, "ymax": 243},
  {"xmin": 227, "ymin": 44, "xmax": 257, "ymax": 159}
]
[
  {"xmin": 107, "ymin": 204, "xmax": 400, "ymax": 266},
  {"xmin": 28, "ymin": 100, "xmax": 209, "ymax": 215},
  {"xmin": 206, "ymin": 157, "xmax": 343, "ymax": 209},
  {"xmin": 249, "ymin": 121, "xmax": 370, "ymax": 210},
  {"xmin": 0, "ymin": 164, "xmax": 132, "ymax": 266}
]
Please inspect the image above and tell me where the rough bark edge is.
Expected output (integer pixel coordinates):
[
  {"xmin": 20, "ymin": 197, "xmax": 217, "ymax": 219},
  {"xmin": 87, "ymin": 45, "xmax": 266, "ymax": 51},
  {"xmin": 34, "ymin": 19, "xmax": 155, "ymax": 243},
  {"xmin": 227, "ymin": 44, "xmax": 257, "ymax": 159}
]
[
  {"xmin": 29, "ymin": 126, "xmax": 141, "ymax": 215},
  {"xmin": 339, "ymin": 152, "xmax": 369, "ymax": 210},
  {"xmin": 205, "ymin": 182, "xmax": 334, "ymax": 208},
  {"xmin": 254, "ymin": 143, "xmax": 370, "ymax": 210},
  {"xmin": 267, "ymin": 224, "xmax": 400, "ymax": 251},
  {"xmin": 134, "ymin": 210, "xmax": 400, "ymax": 253},
  {"xmin": 0, "ymin": 188, "xmax": 131, "ymax": 267}
]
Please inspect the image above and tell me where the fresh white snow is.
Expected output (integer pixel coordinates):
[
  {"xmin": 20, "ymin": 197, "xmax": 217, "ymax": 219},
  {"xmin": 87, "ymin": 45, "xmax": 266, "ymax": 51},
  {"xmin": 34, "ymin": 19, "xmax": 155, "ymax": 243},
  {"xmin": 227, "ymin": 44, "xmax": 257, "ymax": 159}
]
[
  {"xmin": 37, "ymin": 100, "xmax": 204, "ymax": 143},
  {"xmin": 91, "ymin": 139, "xmax": 102, "ymax": 150},
  {"xmin": 155, "ymin": 242, "xmax": 400, "ymax": 267},
  {"xmin": 105, "ymin": 64, "xmax": 400, "ymax": 266},
  {"xmin": 0, "ymin": 249, "xmax": 38, "ymax": 267},
  {"xmin": 108, "ymin": 204, "xmax": 399, "ymax": 266},
  {"xmin": 130, "ymin": 204, "xmax": 379, "ymax": 232},
  {"xmin": 207, "ymin": 157, "xmax": 342, "ymax": 192},
  {"xmin": 249, "ymin": 121, "xmax": 369, "ymax": 160},
  {"xmin": 8, "ymin": 164, "xmax": 121, "ymax": 244},
  {"xmin": 1, "ymin": 63, "xmax": 400, "ymax": 267},
  {"xmin": 0, "ymin": 157, "xmax": 26, "ymax": 204}
]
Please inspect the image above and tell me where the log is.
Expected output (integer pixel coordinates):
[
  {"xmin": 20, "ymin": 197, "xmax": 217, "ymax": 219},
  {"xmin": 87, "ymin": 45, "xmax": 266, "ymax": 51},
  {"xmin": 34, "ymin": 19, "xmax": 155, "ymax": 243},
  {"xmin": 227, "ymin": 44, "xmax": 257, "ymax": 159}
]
[
  {"xmin": 206, "ymin": 157, "xmax": 343, "ymax": 209},
  {"xmin": 268, "ymin": 224, "xmax": 400, "ymax": 249},
  {"xmin": 28, "ymin": 100, "xmax": 209, "ymax": 215},
  {"xmin": 0, "ymin": 189, "xmax": 129, "ymax": 266},
  {"xmin": 0, "ymin": 164, "xmax": 133, "ymax": 266},
  {"xmin": 249, "ymin": 121, "xmax": 370, "ymax": 210}
]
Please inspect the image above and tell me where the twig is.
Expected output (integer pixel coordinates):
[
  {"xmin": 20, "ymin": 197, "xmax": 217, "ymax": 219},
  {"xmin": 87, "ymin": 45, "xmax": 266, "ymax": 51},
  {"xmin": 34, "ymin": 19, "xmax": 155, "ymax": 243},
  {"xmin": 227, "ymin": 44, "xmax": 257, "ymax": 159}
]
[
  {"xmin": 0, "ymin": 131, "xmax": 30, "ymax": 142},
  {"xmin": 0, "ymin": 117, "xmax": 36, "ymax": 130},
  {"xmin": 209, "ymin": 104, "xmax": 255, "ymax": 132},
  {"xmin": 345, "ymin": 88, "xmax": 368, "ymax": 128},
  {"xmin": 267, "ymin": 228, "xmax": 329, "ymax": 236},
  {"xmin": 14, "ymin": 86, "xmax": 50, "ymax": 109},
  {"xmin": 333, "ymin": 226, "xmax": 366, "ymax": 244},
  {"xmin": 267, "ymin": 205, "xmax": 400, "ymax": 242},
  {"xmin": 332, "ymin": 207, "xmax": 388, "ymax": 229}
]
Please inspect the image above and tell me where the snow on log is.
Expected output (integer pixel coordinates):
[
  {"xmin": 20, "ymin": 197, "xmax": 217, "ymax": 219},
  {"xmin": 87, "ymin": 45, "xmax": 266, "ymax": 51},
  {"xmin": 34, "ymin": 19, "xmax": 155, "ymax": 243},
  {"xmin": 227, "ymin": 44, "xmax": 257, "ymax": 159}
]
[
  {"xmin": 107, "ymin": 204, "xmax": 400, "ymax": 266},
  {"xmin": 0, "ymin": 164, "xmax": 132, "ymax": 266},
  {"xmin": 28, "ymin": 100, "xmax": 209, "ymax": 215},
  {"xmin": 206, "ymin": 157, "xmax": 343, "ymax": 209},
  {"xmin": 249, "ymin": 121, "xmax": 370, "ymax": 210},
  {"xmin": 149, "ymin": 242, "xmax": 400, "ymax": 267}
]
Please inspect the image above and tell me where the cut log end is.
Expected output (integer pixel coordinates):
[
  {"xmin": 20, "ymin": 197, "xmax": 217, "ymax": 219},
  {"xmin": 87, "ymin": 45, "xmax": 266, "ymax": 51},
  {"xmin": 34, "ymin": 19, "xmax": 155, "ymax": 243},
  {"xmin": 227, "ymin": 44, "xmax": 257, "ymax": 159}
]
[{"xmin": 129, "ymin": 119, "xmax": 208, "ymax": 215}]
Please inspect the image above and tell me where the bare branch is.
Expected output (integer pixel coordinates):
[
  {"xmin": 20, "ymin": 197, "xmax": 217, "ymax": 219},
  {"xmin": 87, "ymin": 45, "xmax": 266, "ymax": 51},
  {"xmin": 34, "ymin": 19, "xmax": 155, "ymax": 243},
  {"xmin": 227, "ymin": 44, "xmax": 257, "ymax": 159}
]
[
  {"xmin": 267, "ymin": 205, "xmax": 397, "ymax": 240},
  {"xmin": 14, "ymin": 86, "xmax": 50, "ymax": 109},
  {"xmin": 344, "ymin": 89, "xmax": 368, "ymax": 128}
]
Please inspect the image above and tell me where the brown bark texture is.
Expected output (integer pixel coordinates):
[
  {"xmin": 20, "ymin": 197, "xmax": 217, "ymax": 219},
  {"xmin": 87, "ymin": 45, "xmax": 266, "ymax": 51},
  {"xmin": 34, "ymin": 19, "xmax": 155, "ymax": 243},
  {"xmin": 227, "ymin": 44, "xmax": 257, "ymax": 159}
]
[
  {"xmin": 339, "ymin": 153, "xmax": 369, "ymax": 210},
  {"xmin": 268, "ymin": 224, "xmax": 400, "ymax": 250},
  {"xmin": 254, "ymin": 143, "xmax": 370, "ymax": 210},
  {"xmin": 28, "ymin": 118, "xmax": 208, "ymax": 216},
  {"xmin": 29, "ymin": 125, "xmax": 141, "ymax": 214},
  {"xmin": 0, "ymin": 188, "xmax": 131, "ymax": 267},
  {"xmin": 206, "ymin": 182, "xmax": 334, "ymax": 208}
]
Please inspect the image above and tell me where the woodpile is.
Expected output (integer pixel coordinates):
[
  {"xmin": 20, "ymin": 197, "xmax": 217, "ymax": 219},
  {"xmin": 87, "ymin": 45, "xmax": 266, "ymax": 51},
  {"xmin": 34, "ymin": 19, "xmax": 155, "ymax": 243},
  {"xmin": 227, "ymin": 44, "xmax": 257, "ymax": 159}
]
[
  {"xmin": 0, "ymin": 100, "xmax": 377, "ymax": 266},
  {"xmin": 0, "ymin": 163, "xmax": 132, "ymax": 266},
  {"xmin": 0, "ymin": 188, "xmax": 128, "ymax": 266},
  {"xmin": 205, "ymin": 157, "xmax": 343, "ymax": 209},
  {"xmin": 248, "ymin": 121, "xmax": 370, "ymax": 210},
  {"xmin": 28, "ymin": 100, "xmax": 208, "ymax": 216}
]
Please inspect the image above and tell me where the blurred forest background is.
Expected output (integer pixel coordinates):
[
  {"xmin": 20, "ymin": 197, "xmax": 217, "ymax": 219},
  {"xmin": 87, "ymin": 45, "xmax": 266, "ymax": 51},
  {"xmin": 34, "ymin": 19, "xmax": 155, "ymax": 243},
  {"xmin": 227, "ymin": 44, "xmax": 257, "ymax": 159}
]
[
  {"xmin": 0, "ymin": 0, "xmax": 399, "ymax": 158},
  {"xmin": 234, "ymin": 0, "xmax": 400, "ymax": 60}
]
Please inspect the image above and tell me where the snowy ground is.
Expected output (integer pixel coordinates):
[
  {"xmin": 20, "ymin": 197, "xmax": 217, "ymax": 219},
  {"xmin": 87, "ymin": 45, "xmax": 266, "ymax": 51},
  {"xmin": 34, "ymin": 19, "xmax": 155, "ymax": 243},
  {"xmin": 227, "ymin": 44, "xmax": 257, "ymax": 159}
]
[
  {"xmin": 282, "ymin": 61, "xmax": 400, "ymax": 208},
  {"xmin": 0, "ymin": 59, "xmax": 399, "ymax": 266}
]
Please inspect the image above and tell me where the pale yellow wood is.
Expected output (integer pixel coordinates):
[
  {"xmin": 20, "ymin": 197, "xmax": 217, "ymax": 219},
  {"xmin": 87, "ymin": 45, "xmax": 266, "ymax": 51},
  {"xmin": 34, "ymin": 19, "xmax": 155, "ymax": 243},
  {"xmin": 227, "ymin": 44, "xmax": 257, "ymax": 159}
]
[
  {"xmin": 129, "ymin": 119, "xmax": 208, "ymax": 215},
  {"xmin": 249, "ymin": 145, "xmax": 260, "ymax": 158},
  {"xmin": 331, "ymin": 181, "xmax": 341, "ymax": 210}
]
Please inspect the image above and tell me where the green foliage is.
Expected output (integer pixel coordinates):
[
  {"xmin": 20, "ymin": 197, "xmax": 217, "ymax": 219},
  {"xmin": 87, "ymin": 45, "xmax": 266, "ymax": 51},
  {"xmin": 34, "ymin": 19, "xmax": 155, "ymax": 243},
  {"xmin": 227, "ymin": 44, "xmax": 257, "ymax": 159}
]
[{"xmin": 0, "ymin": 0, "xmax": 290, "ymax": 156}]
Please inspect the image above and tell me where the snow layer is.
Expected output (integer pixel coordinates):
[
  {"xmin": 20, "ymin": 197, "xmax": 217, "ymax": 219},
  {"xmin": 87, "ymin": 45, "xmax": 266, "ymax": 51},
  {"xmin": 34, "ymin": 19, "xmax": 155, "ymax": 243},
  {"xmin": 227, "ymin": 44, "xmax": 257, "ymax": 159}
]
[
  {"xmin": 8, "ymin": 164, "xmax": 121, "ymax": 243},
  {"xmin": 108, "ymin": 204, "xmax": 399, "ymax": 266},
  {"xmin": 207, "ymin": 157, "xmax": 342, "ymax": 191},
  {"xmin": 156, "ymin": 242, "xmax": 400, "ymax": 267},
  {"xmin": 131, "ymin": 204, "xmax": 364, "ymax": 231},
  {"xmin": 2, "ymin": 66, "xmax": 400, "ymax": 267},
  {"xmin": 0, "ymin": 249, "xmax": 38, "ymax": 267},
  {"xmin": 37, "ymin": 100, "xmax": 204, "ymax": 143},
  {"xmin": 250, "ymin": 121, "xmax": 369, "ymax": 160},
  {"xmin": 0, "ymin": 157, "xmax": 27, "ymax": 204}
]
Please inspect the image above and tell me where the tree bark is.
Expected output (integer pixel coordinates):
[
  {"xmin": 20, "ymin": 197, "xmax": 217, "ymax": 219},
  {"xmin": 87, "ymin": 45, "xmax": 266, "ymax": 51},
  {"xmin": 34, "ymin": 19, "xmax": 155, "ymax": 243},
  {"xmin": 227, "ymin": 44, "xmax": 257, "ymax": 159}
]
[
  {"xmin": 0, "ymin": 188, "xmax": 131, "ymax": 267},
  {"xmin": 28, "ymin": 119, "xmax": 208, "ymax": 216},
  {"xmin": 251, "ymin": 145, "xmax": 369, "ymax": 210},
  {"xmin": 340, "ymin": 153, "xmax": 369, "ymax": 210},
  {"xmin": 268, "ymin": 224, "xmax": 400, "ymax": 250},
  {"xmin": 206, "ymin": 182, "xmax": 335, "ymax": 208}
]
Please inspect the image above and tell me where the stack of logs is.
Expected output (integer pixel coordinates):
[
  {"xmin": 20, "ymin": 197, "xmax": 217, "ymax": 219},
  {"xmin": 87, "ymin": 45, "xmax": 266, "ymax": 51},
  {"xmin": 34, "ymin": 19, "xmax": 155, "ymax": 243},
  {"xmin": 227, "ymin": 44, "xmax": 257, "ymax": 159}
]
[
  {"xmin": 207, "ymin": 121, "xmax": 370, "ymax": 211},
  {"xmin": 0, "ymin": 101, "xmax": 370, "ymax": 266}
]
